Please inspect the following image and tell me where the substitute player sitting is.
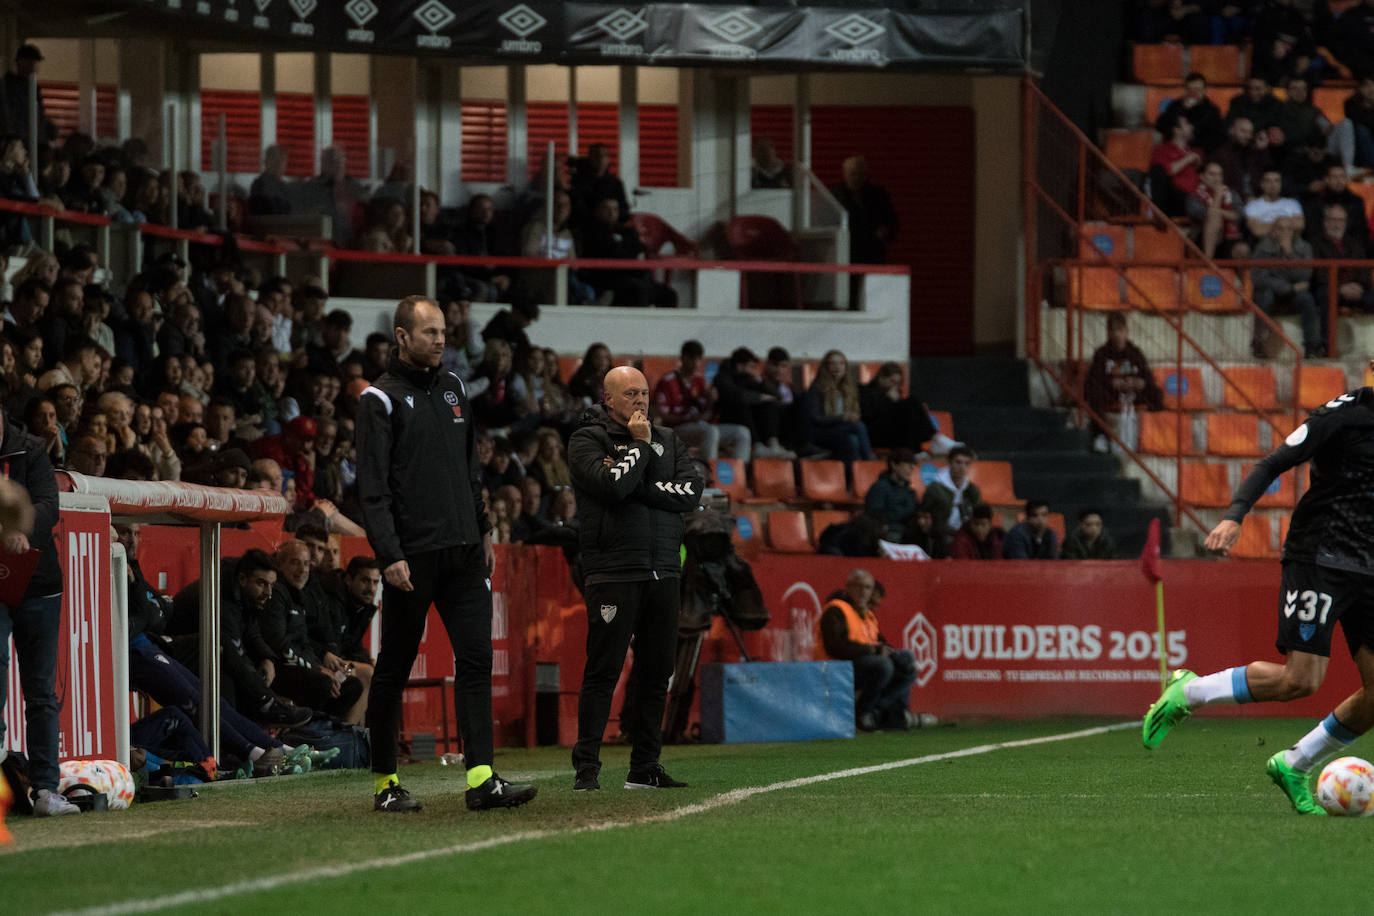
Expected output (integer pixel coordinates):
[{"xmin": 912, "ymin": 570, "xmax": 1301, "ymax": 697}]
[{"xmin": 1143, "ymin": 375, "xmax": 1374, "ymax": 815}]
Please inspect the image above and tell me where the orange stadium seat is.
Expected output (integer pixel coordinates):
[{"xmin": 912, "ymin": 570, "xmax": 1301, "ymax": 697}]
[
  {"xmin": 638, "ymin": 355, "xmax": 679, "ymax": 389},
  {"xmin": 1080, "ymin": 223, "xmax": 1128, "ymax": 262},
  {"xmin": 928, "ymin": 410, "xmax": 954, "ymax": 440},
  {"xmin": 1349, "ymin": 181, "xmax": 1374, "ymax": 222},
  {"xmin": 850, "ymin": 460, "xmax": 886, "ymax": 501},
  {"xmin": 799, "ymin": 460, "xmax": 856, "ymax": 504},
  {"xmin": 731, "ymin": 508, "xmax": 764, "ymax": 553},
  {"xmin": 1220, "ymin": 366, "xmax": 1279, "ymax": 411},
  {"xmin": 1139, "ymin": 411, "xmax": 1198, "ymax": 455},
  {"xmin": 1131, "ymin": 43, "xmax": 1185, "ymax": 84},
  {"xmin": 1070, "ymin": 266, "xmax": 1123, "ymax": 310},
  {"xmin": 1125, "ymin": 266, "xmax": 1181, "ymax": 311},
  {"xmin": 1229, "ymin": 515, "xmax": 1278, "ymax": 559},
  {"xmin": 749, "ymin": 458, "xmax": 798, "ymax": 502},
  {"xmin": 1188, "ymin": 44, "xmax": 1244, "ymax": 84},
  {"xmin": 1312, "ymin": 87, "xmax": 1347, "ymax": 127},
  {"xmin": 1155, "ymin": 366, "xmax": 1207, "ymax": 410},
  {"xmin": 1132, "ymin": 226, "xmax": 1187, "ymax": 263},
  {"xmin": 765, "ymin": 510, "xmax": 812, "ymax": 553},
  {"xmin": 1144, "ymin": 87, "xmax": 1178, "ymax": 123},
  {"xmin": 1103, "ymin": 130, "xmax": 1155, "ymax": 172},
  {"xmin": 969, "ymin": 460, "xmax": 1018, "ymax": 506},
  {"xmin": 1278, "ymin": 513, "xmax": 1290, "ymax": 545},
  {"xmin": 1180, "ymin": 461, "xmax": 1231, "ymax": 507},
  {"xmin": 810, "ymin": 510, "xmax": 855, "ymax": 548},
  {"xmin": 1205, "ymin": 413, "xmax": 1264, "ymax": 457},
  {"xmin": 1185, "ymin": 267, "xmax": 1243, "ymax": 311},
  {"xmin": 1297, "ymin": 366, "xmax": 1348, "ymax": 411},
  {"xmin": 710, "ymin": 458, "xmax": 750, "ymax": 502},
  {"xmin": 1253, "ymin": 466, "xmax": 1298, "ymax": 509}
]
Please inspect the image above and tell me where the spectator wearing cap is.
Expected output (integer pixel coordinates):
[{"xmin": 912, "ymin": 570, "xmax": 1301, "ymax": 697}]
[
  {"xmin": 713, "ymin": 347, "xmax": 792, "ymax": 459},
  {"xmin": 213, "ymin": 448, "xmax": 252, "ymax": 489},
  {"xmin": 862, "ymin": 448, "xmax": 919, "ymax": 542},
  {"xmin": 3, "ymin": 44, "xmax": 56, "ymax": 142},
  {"xmin": 252, "ymin": 415, "xmax": 317, "ymax": 510}
]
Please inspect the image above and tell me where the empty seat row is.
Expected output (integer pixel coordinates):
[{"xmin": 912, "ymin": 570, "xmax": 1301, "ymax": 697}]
[
  {"xmin": 1153, "ymin": 365, "xmax": 1345, "ymax": 413},
  {"xmin": 733, "ymin": 507, "xmax": 1069, "ymax": 555},
  {"xmin": 712, "ymin": 457, "xmax": 1020, "ymax": 507},
  {"xmin": 1137, "ymin": 411, "xmax": 1290, "ymax": 457},
  {"xmin": 1167, "ymin": 460, "xmax": 1302, "ymax": 508},
  {"xmin": 1130, "ymin": 42, "xmax": 1251, "ymax": 86},
  {"xmin": 1070, "ymin": 265, "xmax": 1248, "ymax": 312}
]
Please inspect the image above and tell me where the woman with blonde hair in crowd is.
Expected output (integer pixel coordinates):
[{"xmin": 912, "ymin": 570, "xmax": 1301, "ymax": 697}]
[
  {"xmin": 528, "ymin": 426, "xmax": 572, "ymax": 491},
  {"xmin": 9, "ymin": 249, "xmax": 58, "ymax": 292},
  {"xmin": 806, "ymin": 348, "xmax": 874, "ymax": 463}
]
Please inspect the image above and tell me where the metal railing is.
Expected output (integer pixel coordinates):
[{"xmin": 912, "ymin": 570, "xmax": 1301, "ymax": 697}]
[{"xmin": 1022, "ymin": 77, "xmax": 1314, "ymax": 536}]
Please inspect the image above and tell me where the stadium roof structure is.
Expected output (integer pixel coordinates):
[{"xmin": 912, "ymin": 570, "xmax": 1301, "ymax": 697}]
[{"xmin": 26, "ymin": 0, "xmax": 1029, "ymax": 72}]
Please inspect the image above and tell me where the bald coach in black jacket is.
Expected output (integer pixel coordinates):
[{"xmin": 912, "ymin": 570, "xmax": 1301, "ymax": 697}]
[{"xmin": 569, "ymin": 366, "xmax": 702, "ymax": 792}]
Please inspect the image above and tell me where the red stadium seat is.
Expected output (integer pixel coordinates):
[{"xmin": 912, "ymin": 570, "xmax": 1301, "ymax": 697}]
[
  {"xmin": 1070, "ymin": 266, "xmax": 1124, "ymax": 310},
  {"xmin": 968, "ymin": 460, "xmax": 1018, "ymax": 506},
  {"xmin": 731, "ymin": 508, "xmax": 763, "ymax": 553},
  {"xmin": 851, "ymin": 460, "xmax": 886, "ymax": 502},
  {"xmin": 1132, "ymin": 226, "xmax": 1186, "ymax": 263},
  {"xmin": 1124, "ymin": 267, "xmax": 1181, "ymax": 311},
  {"xmin": 810, "ymin": 510, "xmax": 855, "ymax": 548},
  {"xmin": 1188, "ymin": 44, "xmax": 1244, "ymax": 84},
  {"xmin": 799, "ymin": 460, "xmax": 857, "ymax": 504},
  {"xmin": 1252, "ymin": 466, "xmax": 1299, "ymax": 509},
  {"xmin": 1102, "ymin": 130, "xmax": 1155, "ymax": 172},
  {"xmin": 765, "ymin": 510, "xmax": 812, "ymax": 553},
  {"xmin": 1080, "ymin": 223, "xmax": 1128, "ymax": 262},
  {"xmin": 1229, "ymin": 515, "xmax": 1278, "ymax": 559},
  {"xmin": 1185, "ymin": 267, "xmax": 1244, "ymax": 312},
  {"xmin": 710, "ymin": 458, "xmax": 751, "ymax": 502},
  {"xmin": 749, "ymin": 458, "xmax": 798, "ymax": 502}
]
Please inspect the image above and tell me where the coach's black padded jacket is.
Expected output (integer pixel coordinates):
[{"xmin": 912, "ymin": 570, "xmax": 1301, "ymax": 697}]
[
  {"xmin": 356, "ymin": 356, "xmax": 490, "ymax": 569},
  {"xmin": 569, "ymin": 405, "xmax": 703, "ymax": 583},
  {"xmin": 1227, "ymin": 386, "xmax": 1374, "ymax": 572}
]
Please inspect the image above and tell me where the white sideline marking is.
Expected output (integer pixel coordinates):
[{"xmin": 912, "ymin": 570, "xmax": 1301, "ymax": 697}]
[
  {"xmin": 12, "ymin": 820, "xmax": 251, "ymax": 853},
  {"xmin": 57, "ymin": 722, "xmax": 1136, "ymax": 916}
]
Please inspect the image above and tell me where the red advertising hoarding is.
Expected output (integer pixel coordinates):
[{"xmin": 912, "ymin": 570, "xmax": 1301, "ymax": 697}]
[{"xmin": 3, "ymin": 506, "xmax": 118, "ymax": 762}]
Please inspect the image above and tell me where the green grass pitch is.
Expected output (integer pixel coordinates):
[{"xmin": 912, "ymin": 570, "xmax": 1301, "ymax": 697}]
[{"xmin": 5, "ymin": 718, "xmax": 1374, "ymax": 915}]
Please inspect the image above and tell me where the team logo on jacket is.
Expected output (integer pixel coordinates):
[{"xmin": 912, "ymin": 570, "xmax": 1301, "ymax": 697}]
[
  {"xmin": 444, "ymin": 391, "xmax": 459, "ymax": 405},
  {"xmin": 600, "ymin": 604, "xmax": 617, "ymax": 623},
  {"xmin": 651, "ymin": 442, "xmax": 664, "ymax": 456}
]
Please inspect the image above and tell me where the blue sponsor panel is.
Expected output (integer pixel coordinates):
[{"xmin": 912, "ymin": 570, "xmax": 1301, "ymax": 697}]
[{"xmin": 699, "ymin": 661, "xmax": 855, "ymax": 743}]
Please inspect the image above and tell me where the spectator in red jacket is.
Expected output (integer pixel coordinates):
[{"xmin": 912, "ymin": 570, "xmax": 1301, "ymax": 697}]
[
  {"xmin": 949, "ymin": 504, "xmax": 1004, "ymax": 560},
  {"xmin": 251, "ymin": 415, "xmax": 316, "ymax": 510},
  {"xmin": 1150, "ymin": 113, "xmax": 1203, "ymax": 217},
  {"xmin": 651, "ymin": 339, "xmax": 749, "ymax": 460}
]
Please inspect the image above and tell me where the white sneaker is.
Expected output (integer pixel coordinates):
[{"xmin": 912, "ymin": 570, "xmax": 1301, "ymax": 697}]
[
  {"xmin": 1091, "ymin": 434, "xmax": 1109, "ymax": 454},
  {"xmin": 905, "ymin": 711, "xmax": 940, "ymax": 728},
  {"xmin": 929, "ymin": 433, "xmax": 962, "ymax": 456},
  {"xmin": 31, "ymin": 788, "xmax": 80, "ymax": 817}
]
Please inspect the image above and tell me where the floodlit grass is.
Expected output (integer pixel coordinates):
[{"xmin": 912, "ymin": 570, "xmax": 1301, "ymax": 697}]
[{"xmin": 4, "ymin": 718, "xmax": 1372, "ymax": 914}]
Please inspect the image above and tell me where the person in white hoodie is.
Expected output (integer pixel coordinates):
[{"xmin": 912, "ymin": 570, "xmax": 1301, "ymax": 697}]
[{"xmin": 918, "ymin": 446, "xmax": 981, "ymax": 551}]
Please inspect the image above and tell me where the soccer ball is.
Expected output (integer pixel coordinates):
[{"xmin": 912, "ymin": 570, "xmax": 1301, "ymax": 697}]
[{"xmin": 1316, "ymin": 757, "xmax": 1374, "ymax": 817}]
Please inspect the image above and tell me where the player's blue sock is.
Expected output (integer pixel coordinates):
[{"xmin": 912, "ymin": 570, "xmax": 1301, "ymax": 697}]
[
  {"xmin": 1182, "ymin": 666, "xmax": 1254, "ymax": 707},
  {"xmin": 1285, "ymin": 713, "xmax": 1361, "ymax": 773}
]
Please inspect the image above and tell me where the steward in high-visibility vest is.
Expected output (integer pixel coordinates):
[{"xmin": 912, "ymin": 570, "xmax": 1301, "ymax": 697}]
[{"xmin": 814, "ymin": 596, "xmax": 885, "ymax": 660}]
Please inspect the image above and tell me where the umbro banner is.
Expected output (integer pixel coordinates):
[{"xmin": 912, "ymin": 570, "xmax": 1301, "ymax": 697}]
[{"xmin": 111, "ymin": 1, "xmax": 1026, "ymax": 70}]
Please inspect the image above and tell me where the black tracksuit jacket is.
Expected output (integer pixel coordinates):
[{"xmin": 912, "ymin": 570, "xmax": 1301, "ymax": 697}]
[
  {"xmin": 356, "ymin": 356, "xmax": 491, "ymax": 569},
  {"xmin": 569, "ymin": 405, "xmax": 703, "ymax": 583},
  {"xmin": 0, "ymin": 423, "xmax": 61, "ymax": 598}
]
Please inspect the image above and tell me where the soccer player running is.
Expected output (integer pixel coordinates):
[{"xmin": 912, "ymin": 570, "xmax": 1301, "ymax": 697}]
[
  {"xmin": 569, "ymin": 366, "xmax": 702, "ymax": 791},
  {"xmin": 1143, "ymin": 377, "xmax": 1374, "ymax": 814},
  {"xmin": 356, "ymin": 295, "xmax": 535, "ymax": 813}
]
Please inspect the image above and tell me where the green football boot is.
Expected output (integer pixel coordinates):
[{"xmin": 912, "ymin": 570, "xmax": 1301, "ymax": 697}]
[
  {"xmin": 1265, "ymin": 752, "xmax": 1326, "ymax": 816},
  {"xmin": 1142, "ymin": 669, "xmax": 1197, "ymax": 749}
]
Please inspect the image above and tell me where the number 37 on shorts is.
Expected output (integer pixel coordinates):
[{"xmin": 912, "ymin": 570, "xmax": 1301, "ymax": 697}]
[{"xmin": 1276, "ymin": 561, "xmax": 1372, "ymax": 658}]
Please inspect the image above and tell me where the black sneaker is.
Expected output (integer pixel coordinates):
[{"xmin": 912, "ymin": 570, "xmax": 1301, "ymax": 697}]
[
  {"xmin": 465, "ymin": 774, "xmax": 537, "ymax": 810},
  {"xmin": 374, "ymin": 784, "xmax": 423, "ymax": 813},
  {"xmin": 257, "ymin": 699, "xmax": 314, "ymax": 729},
  {"xmin": 625, "ymin": 764, "xmax": 687, "ymax": 789},
  {"xmin": 573, "ymin": 767, "xmax": 600, "ymax": 791}
]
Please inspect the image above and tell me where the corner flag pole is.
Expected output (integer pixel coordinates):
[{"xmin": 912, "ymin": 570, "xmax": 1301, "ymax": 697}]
[{"xmin": 1154, "ymin": 580, "xmax": 1167, "ymax": 689}]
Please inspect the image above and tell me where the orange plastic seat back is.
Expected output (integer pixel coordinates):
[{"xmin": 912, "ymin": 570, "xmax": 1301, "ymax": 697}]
[
  {"xmin": 1206, "ymin": 413, "xmax": 1263, "ymax": 457},
  {"xmin": 968, "ymin": 460, "xmax": 1018, "ymax": 505},
  {"xmin": 1132, "ymin": 43, "xmax": 1185, "ymax": 84},
  {"xmin": 710, "ymin": 458, "xmax": 750, "ymax": 502},
  {"xmin": 1155, "ymin": 367, "xmax": 1207, "ymax": 410},
  {"xmin": 1188, "ymin": 44, "xmax": 1243, "ymax": 84},
  {"xmin": 765, "ymin": 509, "xmax": 812, "ymax": 553},
  {"xmin": 1180, "ymin": 461, "xmax": 1231, "ymax": 507},
  {"xmin": 1125, "ymin": 266, "xmax": 1181, "ymax": 311},
  {"xmin": 751, "ymin": 458, "xmax": 798, "ymax": 501},
  {"xmin": 1220, "ymin": 366, "xmax": 1278, "ymax": 411},
  {"xmin": 810, "ymin": 510, "xmax": 855, "ymax": 547},
  {"xmin": 1139, "ymin": 411, "xmax": 1197, "ymax": 455},
  {"xmin": 799, "ymin": 460, "xmax": 851, "ymax": 503},
  {"xmin": 1297, "ymin": 366, "xmax": 1348, "ymax": 411}
]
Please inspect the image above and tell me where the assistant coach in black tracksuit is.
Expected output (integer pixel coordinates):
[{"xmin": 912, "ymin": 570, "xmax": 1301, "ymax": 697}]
[
  {"xmin": 570, "ymin": 366, "xmax": 703, "ymax": 791},
  {"xmin": 356, "ymin": 295, "xmax": 535, "ymax": 814}
]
